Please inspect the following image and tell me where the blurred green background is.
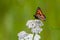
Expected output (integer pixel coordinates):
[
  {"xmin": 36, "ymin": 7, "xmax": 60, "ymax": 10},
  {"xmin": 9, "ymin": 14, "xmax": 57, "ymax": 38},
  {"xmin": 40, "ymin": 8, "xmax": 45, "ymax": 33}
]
[{"xmin": 0, "ymin": 0, "xmax": 60, "ymax": 40}]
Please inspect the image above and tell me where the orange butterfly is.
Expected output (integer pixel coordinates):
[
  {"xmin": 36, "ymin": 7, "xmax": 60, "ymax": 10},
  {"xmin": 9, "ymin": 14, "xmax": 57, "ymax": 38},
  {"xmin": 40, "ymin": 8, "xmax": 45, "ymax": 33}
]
[{"xmin": 34, "ymin": 7, "xmax": 46, "ymax": 21}]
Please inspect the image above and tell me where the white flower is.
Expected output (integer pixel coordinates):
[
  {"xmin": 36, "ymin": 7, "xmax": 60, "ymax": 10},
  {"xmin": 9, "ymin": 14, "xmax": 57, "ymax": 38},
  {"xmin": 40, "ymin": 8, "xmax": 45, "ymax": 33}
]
[
  {"xmin": 31, "ymin": 27, "xmax": 43, "ymax": 34},
  {"xmin": 34, "ymin": 34, "xmax": 41, "ymax": 40},
  {"xmin": 35, "ymin": 19, "xmax": 44, "ymax": 27},
  {"xmin": 18, "ymin": 31, "xmax": 34, "ymax": 40},
  {"xmin": 24, "ymin": 34, "xmax": 33, "ymax": 40},
  {"xmin": 26, "ymin": 20, "xmax": 44, "ymax": 29},
  {"xmin": 18, "ymin": 19, "xmax": 44, "ymax": 40},
  {"xmin": 17, "ymin": 31, "xmax": 28, "ymax": 39},
  {"xmin": 26, "ymin": 20, "xmax": 36, "ymax": 28}
]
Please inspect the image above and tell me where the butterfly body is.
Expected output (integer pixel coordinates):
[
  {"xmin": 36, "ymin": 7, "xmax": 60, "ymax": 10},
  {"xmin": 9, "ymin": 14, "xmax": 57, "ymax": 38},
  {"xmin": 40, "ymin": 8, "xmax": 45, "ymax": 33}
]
[{"xmin": 34, "ymin": 7, "xmax": 46, "ymax": 21}]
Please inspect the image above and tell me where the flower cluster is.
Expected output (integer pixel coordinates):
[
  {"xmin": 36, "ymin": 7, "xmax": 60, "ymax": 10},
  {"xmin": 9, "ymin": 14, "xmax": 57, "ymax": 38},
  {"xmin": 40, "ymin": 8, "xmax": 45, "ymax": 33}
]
[
  {"xmin": 26, "ymin": 20, "xmax": 43, "ymax": 34},
  {"xmin": 18, "ymin": 31, "xmax": 40, "ymax": 40},
  {"xmin": 26, "ymin": 20, "xmax": 43, "ymax": 29},
  {"xmin": 18, "ymin": 31, "xmax": 34, "ymax": 40},
  {"xmin": 17, "ymin": 19, "xmax": 44, "ymax": 40}
]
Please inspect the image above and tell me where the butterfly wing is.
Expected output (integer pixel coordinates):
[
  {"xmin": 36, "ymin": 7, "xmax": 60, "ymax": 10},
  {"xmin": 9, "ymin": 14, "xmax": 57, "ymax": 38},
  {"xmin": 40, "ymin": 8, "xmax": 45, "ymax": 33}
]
[{"xmin": 34, "ymin": 7, "xmax": 46, "ymax": 21}]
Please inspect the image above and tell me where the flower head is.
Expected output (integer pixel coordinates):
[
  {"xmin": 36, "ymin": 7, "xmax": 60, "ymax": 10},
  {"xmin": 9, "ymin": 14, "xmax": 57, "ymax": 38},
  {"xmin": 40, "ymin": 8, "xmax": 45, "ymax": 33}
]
[
  {"xmin": 18, "ymin": 31, "xmax": 34, "ymax": 40},
  {"xmin": 26, "ymin": 20, "xmax": 36, "ymax": 28},
  {"xmin": 18, "ymin": 31, "xmax": 28, "ymax": 39},
  {"xmin": 24, "ymin": 34, "xmax": 33, "ymax": 40},
  {"xmin": 31, "ymin": 27, "xmax": 43, "ymax": 34},
  {"xmin": 26, "ymin": 20, "xmax": 44, "ymax": 29},
  {"xmin": 34, "ymin": 34, "xmax": 41, "ymax": 40},
  {"xmin": 35, "ymin": 19, "xmax": 44, "ymax": 27}
]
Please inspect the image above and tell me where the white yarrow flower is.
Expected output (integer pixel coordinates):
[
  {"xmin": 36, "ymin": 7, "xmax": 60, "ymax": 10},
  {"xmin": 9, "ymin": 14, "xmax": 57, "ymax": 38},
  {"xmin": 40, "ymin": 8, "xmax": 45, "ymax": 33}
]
[
  {"xmin": 18, "ymin": 19, "xmax": 44, "ymax": 40},
  {"xmin": 31, "ymin": 27, "xmax": 43, "ymax": 34},
  {"xmin": 26, "ymin": 20, "xmax": 44, "ymax": 29},
  {"xmin": 26, "ymin": 20, "xmax": 36, "ymax": 28},
  {"xmin": 34, "ymin": 34, "xmax": 41, "ymax": 40},
  {"xmin": 24, "ymin": 34, "xmax": 33, "ymax": 40},
  {"xmin": 35, "ymin": 19, "xmax": 44, "ymax": 27},
  {"xmin": 18, "ymin": 31, "xmax": 28, "ymax": 39}
]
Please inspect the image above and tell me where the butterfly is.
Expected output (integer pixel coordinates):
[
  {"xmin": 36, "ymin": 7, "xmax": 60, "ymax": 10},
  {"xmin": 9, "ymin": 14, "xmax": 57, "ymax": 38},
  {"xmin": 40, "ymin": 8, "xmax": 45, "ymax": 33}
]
[{"xmin": 34, "ymin": 7, "xmax": 46, "ymax": 21}]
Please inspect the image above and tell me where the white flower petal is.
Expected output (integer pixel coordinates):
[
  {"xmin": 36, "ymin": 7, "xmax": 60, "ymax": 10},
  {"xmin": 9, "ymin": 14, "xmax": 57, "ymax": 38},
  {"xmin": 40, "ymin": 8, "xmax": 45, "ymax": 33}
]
[{"xmin": 34, "ymin": 34, "xmax": 41, "ymax": 40}]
